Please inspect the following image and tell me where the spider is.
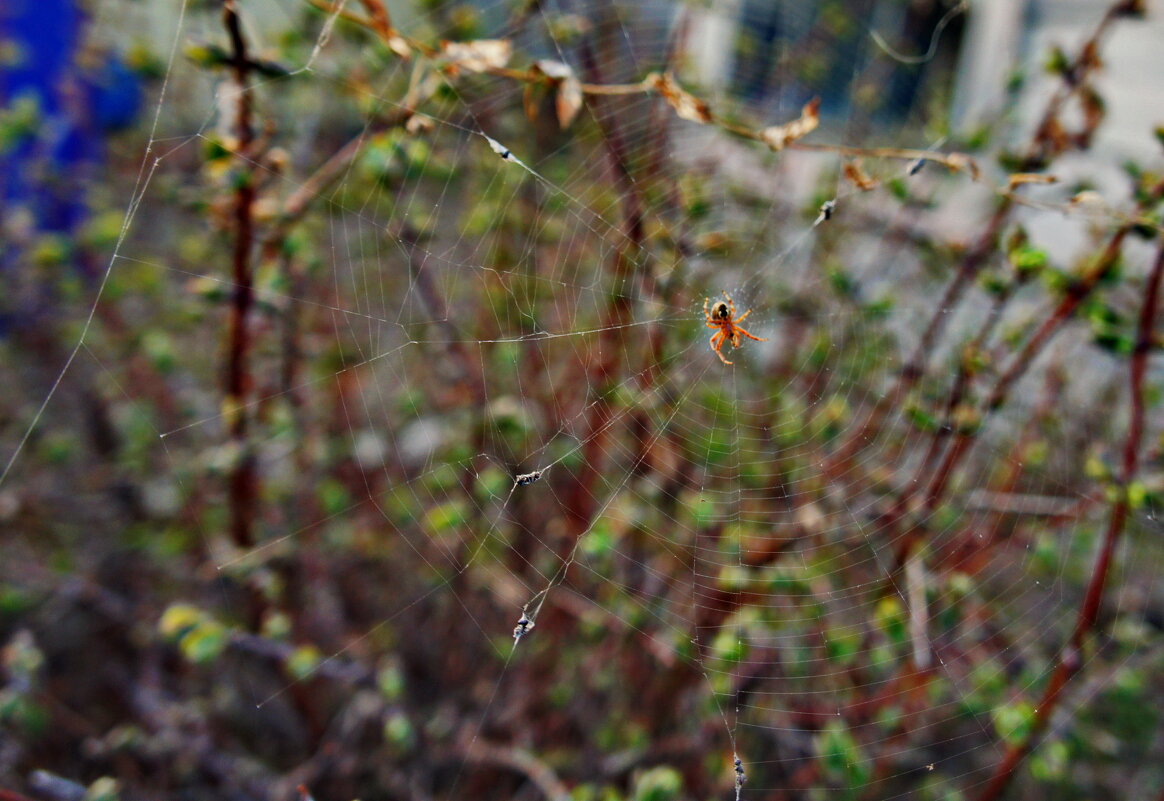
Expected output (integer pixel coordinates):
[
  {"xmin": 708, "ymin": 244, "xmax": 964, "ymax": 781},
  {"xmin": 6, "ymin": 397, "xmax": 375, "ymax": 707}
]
[{"xmin": 704, "ymin": 292, "xmax": 766, "ymax": 365}]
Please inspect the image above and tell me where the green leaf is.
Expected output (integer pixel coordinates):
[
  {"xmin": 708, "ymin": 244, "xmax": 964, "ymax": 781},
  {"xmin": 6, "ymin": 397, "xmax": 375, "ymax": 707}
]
[
  {"xmin": 158, "ymin": 604, "xmax": 203, "ymax": 642},
  {"xmin": 384, "ymin": 711, "xmax": 415, "ymax": 748},
  {"xmin": 423, "ymin": 501, "xmax": 468, "ymax": 535},
  {"xmin": 875, "ymin": 597, "xmax": 907, "ymax": 645},
  {"xmin": 580, "ymin": 519, "xmax": 614, "ymax": 558},
  {"xmin": 632, "ymin": 766, "xmax": 682, "ymax": 801},
  {"xmin": 286, "ymin": 645, "xmax": 322, "ymax": 680},
  {"xmin": 378, "ymin": 663, "xmax": 404, "ymax": 701},
  {"xmin": 179, "ymin": 620, "xmax": 229, "ymax": 665},
  {"xmin": 825, "ymin": 625, "xmax": 862, "ymax": 665},
  {"xmin": 83, "ymin": 777, "xmax": 120, "ymax": 801},
  {"xmin": 817, "ymin": 720, "xmax": 870, "ymax": 787},
  {"xmin": 992, "ymin": 700, "xmax": 1035, "ymax": 746},
  {"xmin": 1029, "ymin": 739, "xmax": 1069, "ymax": 782}
]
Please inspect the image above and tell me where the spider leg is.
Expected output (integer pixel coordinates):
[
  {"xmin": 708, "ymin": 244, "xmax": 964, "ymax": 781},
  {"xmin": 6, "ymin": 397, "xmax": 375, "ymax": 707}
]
[
  {"xmin": 735, "ymin": 308, "xmax": 752, "ymax": 324},
  {"xmin": 703, "ymin": 297, "xmax": 711, "ymax": 323},
  {"xmin": 737, "ymin": 326, "xmax": 767, "ymax": 342},
  {"xmin": 723, "ymin": 292, "xmax": 737, "ymax": 318},
  {"xmin": 709, "ymin": 330, "xmax": 732, "ymax": 365}
]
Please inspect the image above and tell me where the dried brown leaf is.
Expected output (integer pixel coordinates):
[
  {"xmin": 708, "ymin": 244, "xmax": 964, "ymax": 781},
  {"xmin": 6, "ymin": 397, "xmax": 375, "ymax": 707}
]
[
  {"xmin": 943, "ymin": 152, "xmax": 981, "ymax": 181},
  {"xmin": 405, "ymin": 114, "xmax": 434, "ymax": 135},
  {"xmin": 1070, "ymin": 190, "xmax": 1104, "ymax": 206},
  {"xmin": 355, "ymin": 0, "xmax": 411, "ymax": 58},
  {"xmin": 1006, "ymin": 173, "xmax": 1057, "ymax": 192},
  {"xmin": 441, "ymin": 39, "xmax": 512, "ymax": 73},
  {"xmin": 556, "ymin": 77, "xmax": 583, "ymax": 128},
  {"xmin": 533, "ymin": 59, "xmax": 573, "ymax": 81},
  {"xmin": 760, "ymin": 98, "xmax": 820, "ymax": 151},
  {"xmin": 843, "ymin": 160, "xmax": 878, "ymax": 191},
  {"xmin": 532, "ymin": 60, "xmax": 584, "ymax": 128},
  {"xmin": 1079, "ymin": 86, "xmax": 1106, "ymax": 135},
  {"xmin": 1038, "ymin": 116, "xmax": 1071, "ymax": 159},
  {"xmin": 649, "ymin": 72, "xmax": 713, "ymax": 124},
  {"xmin": 386, "ymin": 33, "xmax": 411, "ymax": 60}
]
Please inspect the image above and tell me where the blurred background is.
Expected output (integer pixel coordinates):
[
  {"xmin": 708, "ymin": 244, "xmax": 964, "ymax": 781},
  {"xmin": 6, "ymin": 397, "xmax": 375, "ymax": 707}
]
[{"xmin": 2, "ymin": 1, "xmax": 1164, "ymax": 800}]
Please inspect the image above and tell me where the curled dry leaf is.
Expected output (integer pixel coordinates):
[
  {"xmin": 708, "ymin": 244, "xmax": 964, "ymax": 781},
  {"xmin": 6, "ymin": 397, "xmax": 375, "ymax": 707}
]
[
  {"xmin": 440, "ymin": 39, "xmax": 512, "ymax": 74},
  {"xmin": 1070, "ymin": 190, "xmax": 1105, "ymax": 206},
  {"xmin": 843, "ymin": 160, "xmax": 878, "ymax": 191},
  {"xmin": 555, "ymin": 74, "xmax": 583, "ymax": 129},
  {"xmin": 530, "ymin": 60, "xmax": 584, "ymax": 129},
  {"xmin": 1079, "ymin": 86, "xmax": 1106, "ymax": 136},
  {"xmin": 760, "ymin": 98, "xmax": 820, "ymax": 151},
  {"xmin": 355, "ymin": 0, "xmax": 411, "ymax": 58},
  {"xmin": 386, "ymin": 33, "xmax": 411, "ymax": 60},
  {"xmin": 532, "ymin": 59, "xmax": 573, "ymax": 81},
  {"xmin": 943, "ymin": 152, "xmax": 981, "ymax": 181},
  {"xmin": 648, "ymin": 72, "xmax": 713, "ymax": 124},
  {"xmin": 405, "ymin": 114, "xmax": 434, "ymax": 135},
  {"xmin": 1006, "ymin": 173, "xmax": 1058, "ymax": 192},
  {"xmin": 1038, "ymin": 116, "xmax": 1071, "ymax": 160}
]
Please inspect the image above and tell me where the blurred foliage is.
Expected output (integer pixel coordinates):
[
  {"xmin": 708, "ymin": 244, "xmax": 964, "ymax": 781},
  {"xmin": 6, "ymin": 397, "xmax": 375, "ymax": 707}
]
[{"xmin": 1, "ymin": 1, "xmax": 1164, "ymax": 801}]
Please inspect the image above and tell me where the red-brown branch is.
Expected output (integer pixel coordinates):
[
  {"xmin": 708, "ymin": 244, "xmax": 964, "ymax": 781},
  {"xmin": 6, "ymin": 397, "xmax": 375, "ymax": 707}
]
[
  {"xmin": 223, "ymin": 0, "xmax": 258, "ymax": 550},
  {"xmin": 974, "ymin": 234, "xmax": 1164, "ymax": 801}
]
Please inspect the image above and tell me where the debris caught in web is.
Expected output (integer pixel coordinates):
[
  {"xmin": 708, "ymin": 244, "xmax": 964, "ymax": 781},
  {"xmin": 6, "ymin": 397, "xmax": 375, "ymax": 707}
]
[
  {"xmin": 908, "ymin": 157, "xmax": 927, "ymax": 176},
  {"xmin": 734, "ymin": 754, "xmax": 747, "ymax": 799},
  {"xmin": 816, "ymin": 199, "xmax": 837, "ymax": 224},
  {"xmin": 485, "ymin": 135, "xmax": 513, "ymax": 162},
  {"xmin": 515, "ymin": 469, "xmax": 543, "ymax": 486},
  {"xmin": 513, "ymin": 609, "xmax": 535, "ymax": 643}
]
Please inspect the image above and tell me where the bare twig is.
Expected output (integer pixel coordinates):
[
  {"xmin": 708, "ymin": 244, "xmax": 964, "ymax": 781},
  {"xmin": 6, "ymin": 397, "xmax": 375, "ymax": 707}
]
[
  {"xmin": 223, "ymin": 0, "xmax": 259, "ymax": 550},
  {"xmin": 460, "ymin": 740, "xmax": 572, "ymax": 801},
  {"xmin": 298, "ymin": 0, "xmax": 1164, "ymax": 234},
  {"xmin": 26, "ymin": 772, "xmax": 85, "ymax": 801}
]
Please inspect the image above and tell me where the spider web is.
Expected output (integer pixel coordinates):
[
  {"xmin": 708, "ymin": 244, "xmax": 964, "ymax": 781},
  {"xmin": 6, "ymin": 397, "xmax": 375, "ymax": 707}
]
[{"xmin": 3, "ymin": 1, "xmax": 1163, "ymax": 799}]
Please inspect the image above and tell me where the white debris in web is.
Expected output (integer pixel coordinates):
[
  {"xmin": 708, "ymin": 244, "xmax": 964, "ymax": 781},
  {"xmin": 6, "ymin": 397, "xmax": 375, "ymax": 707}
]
[
  {"xmin": 512, "ymin": 609, "xmax": 535, "ymax": 643},
  {"xmin": 734, "ymin": 754, "xmax": 746, "ymax": 799},
  {"xmin": 515, "ymin": 469, "xmax": 543, "ymax": 486},
  {"xmin": 485, "ymin": 134, "xmax": 522, "ymax": 166}
]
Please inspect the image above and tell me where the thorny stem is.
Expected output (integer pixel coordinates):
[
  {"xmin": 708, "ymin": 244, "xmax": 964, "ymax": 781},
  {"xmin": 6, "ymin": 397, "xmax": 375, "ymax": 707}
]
[
  {"xmin": 223, "ymin": 0, "xmax": 258, "ymax": 550},
  {"xmin": 974, "ymin": 232, "xmax": 1164, "ymax": 801}
]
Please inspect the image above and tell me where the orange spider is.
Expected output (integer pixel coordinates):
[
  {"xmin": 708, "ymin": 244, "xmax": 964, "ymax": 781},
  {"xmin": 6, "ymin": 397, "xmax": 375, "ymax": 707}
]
[{"xmin": 704, "ymin": 292, "xmax": 767, "ymax": 365}]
